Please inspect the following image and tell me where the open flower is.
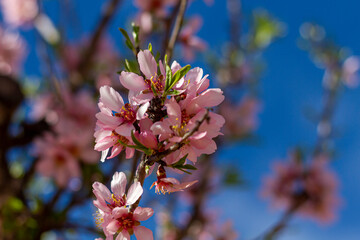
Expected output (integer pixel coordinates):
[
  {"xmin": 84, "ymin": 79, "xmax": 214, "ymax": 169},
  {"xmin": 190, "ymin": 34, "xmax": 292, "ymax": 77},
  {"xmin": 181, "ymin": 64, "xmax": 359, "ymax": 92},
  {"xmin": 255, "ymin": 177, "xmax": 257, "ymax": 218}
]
[
  {"xmin": 93, "ymin": 172, "xmax": 143, "ymax": 214},
  {"xmin": 106, "ymin": 206, "xmax": 154, "ymax": 240},
  {"xmin": 94, "ymin": 86, "xmax": 139, "ymax": 161},
  {"xmin": 120, "ymin": 50, "xmax": 166, "ymax": 105}
]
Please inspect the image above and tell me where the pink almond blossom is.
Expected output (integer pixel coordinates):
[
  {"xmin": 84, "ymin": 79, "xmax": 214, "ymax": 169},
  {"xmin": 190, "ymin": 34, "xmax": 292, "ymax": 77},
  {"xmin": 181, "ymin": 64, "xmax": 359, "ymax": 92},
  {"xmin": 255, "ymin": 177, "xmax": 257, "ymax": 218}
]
[
  {"xmin": 262, "ymin": 153, "xmax": 340, "ymax": 224},
  {"xmin": 179, "ymin": 16, "xmax": 207, "ymax": 61},
  {"xmin": 93, "ymin": 171, "xmax": 143, "ymax": 214},
  {"xmin": 0, "ymin": 0, "xmax": 38, "ymax": 27},
  {"xmin": 0, "ymin": 27, "xmax": 26, "ymax": 75},
  {"xmin": 134, "ymin": 0, "xmax": 177, "ymax": 16},
  {"xmin": 94, "ymin": 86, "xmax": 139, "ymax": 161},
  {"xmin": 106, "ymin": 206, "xmax": 154, "ymax": 240}
]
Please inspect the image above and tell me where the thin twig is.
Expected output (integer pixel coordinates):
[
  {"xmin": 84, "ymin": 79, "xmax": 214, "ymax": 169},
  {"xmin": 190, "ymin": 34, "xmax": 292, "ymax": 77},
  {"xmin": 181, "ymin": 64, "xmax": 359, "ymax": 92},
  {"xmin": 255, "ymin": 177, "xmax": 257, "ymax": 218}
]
[
  {"xmin": 165, "ymin": 0, "xmax": 188, "ymax": 63},
  {"xmin": 77, "ymin": 0, "xmax": 123, "ymax": 76}
]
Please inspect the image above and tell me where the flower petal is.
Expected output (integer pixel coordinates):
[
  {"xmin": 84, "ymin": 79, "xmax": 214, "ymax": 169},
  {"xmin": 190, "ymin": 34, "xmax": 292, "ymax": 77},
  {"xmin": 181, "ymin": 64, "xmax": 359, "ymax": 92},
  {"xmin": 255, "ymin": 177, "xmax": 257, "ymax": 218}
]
[
  {"xmin": 134, "ymin": 226, "xmax": 154, "ymax": 240},
  {"xmin": 100, "ymin": 86, "xmax": 124, "ymax": 112},
  {"xmin": 134, "ymin": 207, "xmax": 154, "ymax": 221},
  {"xmin": 111, "ymin": 172, "xmax": 127, "ymax": 197},
  {"xmin": 120, "ymin": 71, "xmax": 147, "ymax": 91},
  {"xmin": 138, "ymin": 50, "xmax": 157, "ymax": 79},
  {"xmin": 126, "ymin": 182, "xmax": 143, "ymax": 205}
]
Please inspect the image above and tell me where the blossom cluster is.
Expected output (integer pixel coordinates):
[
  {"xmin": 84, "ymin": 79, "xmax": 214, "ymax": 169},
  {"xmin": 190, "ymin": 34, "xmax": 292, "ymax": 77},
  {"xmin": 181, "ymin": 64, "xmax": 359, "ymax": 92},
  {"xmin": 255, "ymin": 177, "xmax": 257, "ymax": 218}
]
[
  {"xmin": 262, "ymin": 153, "xmax": 340, "ymax": 223},
  {"xmin": 32, "ymin": 88, "xmax": 99, "ymax": 188},
  {"xmin": 93, "ymin": 48, "xmax": 225, "ymax": 239},
  {"xmin": 93, "ymin": 172, "xmax": 153, "ymax": 240},
  {"xmin": 94, "ymin": 49, "xmax": 224, "ymax": 187}
]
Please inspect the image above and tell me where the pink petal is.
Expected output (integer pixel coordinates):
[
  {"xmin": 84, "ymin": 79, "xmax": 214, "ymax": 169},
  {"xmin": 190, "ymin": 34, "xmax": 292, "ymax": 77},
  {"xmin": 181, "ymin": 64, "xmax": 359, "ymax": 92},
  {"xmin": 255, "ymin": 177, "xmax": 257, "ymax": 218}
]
[
  {"xmin": 99, "ymin": 86, "xmax": 124, "ymax": 112},
  {"xmin": 95, "ymin": 137, "xmax": 115, "ymax": 151},
  {"xmin": 120, "ymin": 71, "xmax": 147, "ymax": 91},
  {"xmin": 112, "ymin": 207, "xmax": 128, "ymax": 218},
  {"xmin": 106, "ymin": 220, "xmax": 120, "ymax": 235},
  {"xmin": 111, "ymin": 172, "xmax": 127, "ymax": 197},
  {"xmin": 133, "ymin": 207, "xmax": 154, "ymax": 221},
  {"xmin": 115, "ymin": 123, "xmax": 135, "ymax": 137},
  {"xmin": 108, "ymin": 145, "xmax": 123, "ymax": 159},
  {"xmin": 134, "ymin": 226, "xmax": 154, "ymax": 240},
  {"xmin": 188, "ymin": 88, "xmax": 224, "ymax": 114},
  {"xmin": 116, "ymin": 231, "xmax": 131, "ymax": 240},
  {"xmin": 126, "ymin": 182, "xmax": 143, "ymax": 205},
  {"xmin": 125, "ymin": 147, "xmax": 135, "ymax": 159},
  {"xmin": 138, "ymin": 50, "xmax": 157, "ymax": 79},
  {"xmin": 137, "ymin": 102, "xmax": 150, "ymax": 120},
  {"xmin": 92, "ymin": 182, "xmax": 111, "ymax": 202},
  {"xmin": 166, "ymin": 98, "xmax": 181, "ymax": 126},
  {"xmin": 96, "ymin": 112, "xmax": 123, "ymax": 127},
  {"xmin": 171, "ymin": 61, "xmax": 181, "ymax": 73}
]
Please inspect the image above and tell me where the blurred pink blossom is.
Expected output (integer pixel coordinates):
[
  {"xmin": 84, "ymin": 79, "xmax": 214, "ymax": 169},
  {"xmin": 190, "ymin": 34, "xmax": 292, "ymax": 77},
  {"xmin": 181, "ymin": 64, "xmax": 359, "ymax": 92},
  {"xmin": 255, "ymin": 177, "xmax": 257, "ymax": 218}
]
[
  {"xmin": 32, "ymin": 89, "xmax": 99, "ymax": 187},
  {"xmin": 0, "ymin": 0, "xmax": 38, "ymax": 27},
  {"xmin": 220, "ymin": 97, "xmax": 261, "ymax": 138},
  {"xmin": 262, "ymin": 153, "xmax": 340, "ymax": 224},
  {"xmin": 93, "ymin": 172, "xmax": 143, "ymax": 214},
  {"xmin": 0, "ymin": 27, "xmax": 26, "ymax": 75},
  {"xmin": 179, "ymin": 16, "xmax": 207, "ymax": 61},
  {"xmin": 134, "ymin": 0, "xmax": 177, "ymax": 16}
]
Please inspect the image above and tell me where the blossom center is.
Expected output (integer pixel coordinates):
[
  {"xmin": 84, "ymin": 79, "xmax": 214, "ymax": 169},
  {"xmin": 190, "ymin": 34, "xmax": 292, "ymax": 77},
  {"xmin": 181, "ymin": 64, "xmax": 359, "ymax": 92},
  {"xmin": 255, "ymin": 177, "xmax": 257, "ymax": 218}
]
[
  {"xmin": 117, "ymin": 213, "xmax": 140, "ymax": 232},
  {"xmin": 115, "ymin": 103, "xmax": 136, "ymax": 123},
  {"xmin": 144, "ymin": 75, "xmax": 165, "ymax": 93},
  {"xmin": 108, "ymin": 194, "xmax": 126, "ymax": 209}
]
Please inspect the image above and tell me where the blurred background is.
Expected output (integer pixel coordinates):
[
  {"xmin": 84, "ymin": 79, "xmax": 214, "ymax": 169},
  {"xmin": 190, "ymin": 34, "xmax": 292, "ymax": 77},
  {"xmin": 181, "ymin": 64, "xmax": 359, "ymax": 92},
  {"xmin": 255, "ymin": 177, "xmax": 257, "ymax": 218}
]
[{"xmin": 1, "ymin": 0, "xmax": 360, "ymax": 239}]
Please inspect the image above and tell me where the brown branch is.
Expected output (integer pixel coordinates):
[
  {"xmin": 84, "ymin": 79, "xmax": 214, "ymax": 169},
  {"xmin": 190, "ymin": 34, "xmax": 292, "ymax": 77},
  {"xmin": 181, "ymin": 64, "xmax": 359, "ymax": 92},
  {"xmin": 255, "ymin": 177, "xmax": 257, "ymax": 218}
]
[
  {"xmin": 165, "ymin": 0, "xmax": 188, "ymax": 63},
  {"xmin": 174, "ymin": 155, "xmax": 213, "ymax": 240},
  {"xmin": 161, "ymin": 1, "xmax": 181, "ymax": 57},
  {"xmin": 77, "ymin": 0, "xmax": 123, "ymax": 77},
  {"xmin": 253, "ymin": 193, "xmax": 308, "ymax": 240}
]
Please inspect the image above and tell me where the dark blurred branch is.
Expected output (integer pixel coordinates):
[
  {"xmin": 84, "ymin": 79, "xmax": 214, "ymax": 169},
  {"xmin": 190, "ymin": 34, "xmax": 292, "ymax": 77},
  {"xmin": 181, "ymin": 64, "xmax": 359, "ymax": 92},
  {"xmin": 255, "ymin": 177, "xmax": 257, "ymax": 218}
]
[
  {"xmin": 162, "ymin": 1, "xmax": 181, "ymax": 57},
  {"xmin": 313, "ymin": 75, "xmax": 340, "ymax": 156},
  {"xmin": 77, "ymin": 0, "xmax": 123, "ymax": 77},
  {"xmin": 174, "ymin": 155, "xmax": 213, "ymax": 240},
  {"xmin": 253, "ymin": 193, "xmax": 308, "ymax": 240}
]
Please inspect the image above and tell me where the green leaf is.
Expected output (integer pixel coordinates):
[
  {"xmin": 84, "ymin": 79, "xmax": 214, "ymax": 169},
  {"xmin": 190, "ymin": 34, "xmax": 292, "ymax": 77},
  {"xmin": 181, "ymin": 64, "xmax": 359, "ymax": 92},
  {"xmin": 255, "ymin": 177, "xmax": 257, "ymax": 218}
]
[
  {"xmin": 164, "ymin": 55, "xmax": 172, "ymax": 95},
  {"xmin": 164, "ymin": 65, "xmax": 191, "ymax": 95},
  {"xmin": 145, "ymin": 165, "xmax": 151, "ymax": 175},
  {"xmin": 171, "ymin": 154, "xmax": 188, "ymax": 167},
  {"xmin": 177, "ymin": 168, "xmax": 192, "ymax": 174},
  {"xmin": 167, "ymin": 89, "xmax": 181, "ymax": 96},
  {"xmin": 181, "ymin": 164, "xmax": 197, "ymax": 170},
  {"xmin": 125, "ymin": 40, "xmax": 134, "ymax": 51},
  {"xmin": 124, "ymin": 59, "xmax": 140, "ymax": 74},
  {"xmin": 119, "ymin": 28, "xmax": 134, "ymax": 50},
  {"xmin": 148, "ymin": 43, "xmax": 153, "ymax": 53},
  {"xmin": 118, "ymin": 138, "xmax": 151, "ymax": 155}
]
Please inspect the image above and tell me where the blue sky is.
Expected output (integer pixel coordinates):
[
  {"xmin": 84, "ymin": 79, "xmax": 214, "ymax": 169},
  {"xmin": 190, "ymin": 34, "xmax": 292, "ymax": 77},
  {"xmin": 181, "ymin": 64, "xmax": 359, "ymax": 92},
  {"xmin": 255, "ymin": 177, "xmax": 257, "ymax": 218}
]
[{"xmin": 4, "ymin": 0, "xmax": 360, "ymax": 239}]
